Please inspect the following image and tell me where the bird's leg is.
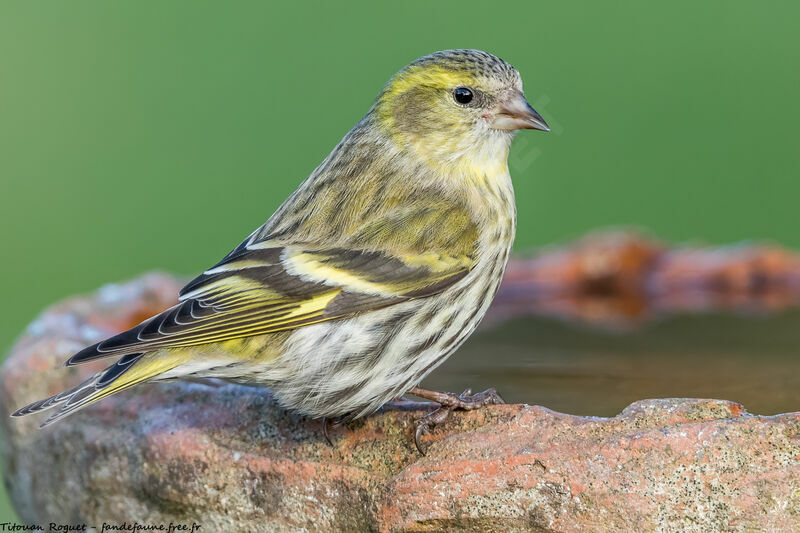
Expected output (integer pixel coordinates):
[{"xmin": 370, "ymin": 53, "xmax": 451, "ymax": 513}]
[{"xmin": 408, "ymin": 386, "xmax": 505, "ymax": 455}]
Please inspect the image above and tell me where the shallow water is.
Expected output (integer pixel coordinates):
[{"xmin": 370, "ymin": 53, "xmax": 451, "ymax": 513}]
[{"xmin": 422, "ymin": 308, "xmax": 800, "ymax": 417}]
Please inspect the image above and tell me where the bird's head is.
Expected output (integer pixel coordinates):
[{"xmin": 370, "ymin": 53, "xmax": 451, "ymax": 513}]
[{"xmin": 372, "ymin": 49, "xmax": 548, "ymax": 168}]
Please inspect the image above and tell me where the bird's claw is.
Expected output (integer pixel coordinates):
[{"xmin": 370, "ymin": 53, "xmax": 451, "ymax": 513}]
[
  {"xmin": 321, "ymin": 416, "xmax": 333, "ymax": 446},
  {"xmin": 411, "ymin": 386, "xmax": 505, "ymax": 454},
  {"xmin": 414, "ymin": 419, "xmax": 431, "ymax": 455},
  {"xmin": 461, "ymin": 387, "xmax": 505, "ymax": 408},
  {"xmin": 413, "ymin": 406, "xmax": 452, "ymax": 455},
  {"xmin": 321, "ymin": 415, "xmax": 349, "ymax": 447}
]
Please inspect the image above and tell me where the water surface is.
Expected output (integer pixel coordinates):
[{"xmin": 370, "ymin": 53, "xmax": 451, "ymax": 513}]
[{"xmin": 423, "ymin": 309, "xmax": 800, "ymax": 417}]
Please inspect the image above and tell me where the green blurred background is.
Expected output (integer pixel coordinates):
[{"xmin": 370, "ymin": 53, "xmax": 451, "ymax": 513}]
[{"xmin": 1, "ymin": 0, "xmax": 798, "ymax": 522}]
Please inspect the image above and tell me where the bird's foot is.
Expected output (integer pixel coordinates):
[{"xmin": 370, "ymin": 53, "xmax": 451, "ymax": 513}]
[{"xmin": 409, "ymin": 386, "xmax": 505, "ymax": 455}]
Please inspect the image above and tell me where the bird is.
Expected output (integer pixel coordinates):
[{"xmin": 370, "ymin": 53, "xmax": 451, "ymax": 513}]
[{"xmin": 12, "ymin": 49, "xmax": 549, "ymax": 454}]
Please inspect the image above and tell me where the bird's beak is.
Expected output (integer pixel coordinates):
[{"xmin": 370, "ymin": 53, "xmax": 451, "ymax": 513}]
[{"xmin": 490, "ymin": 92, "xmax": 550, "ymax": 132}]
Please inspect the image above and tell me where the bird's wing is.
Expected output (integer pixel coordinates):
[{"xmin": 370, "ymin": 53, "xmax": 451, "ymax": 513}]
[{"xmin": 66, "ymin": 241, "xmax": 475, "ymax": 365}]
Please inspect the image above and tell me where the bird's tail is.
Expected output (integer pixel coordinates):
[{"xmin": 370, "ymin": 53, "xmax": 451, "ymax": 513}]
[{"xmin": 11, "ymin": 351, "xmax": 186, "ymax": 427}]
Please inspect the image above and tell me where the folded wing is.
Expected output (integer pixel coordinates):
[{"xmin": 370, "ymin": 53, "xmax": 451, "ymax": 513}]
[{"xmin": 66, "ymin": 243, "xmax": 474, "ymax": 365}]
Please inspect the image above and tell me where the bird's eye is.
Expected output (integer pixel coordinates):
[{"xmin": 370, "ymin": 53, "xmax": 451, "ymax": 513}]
[{"xmin": 453, "ymin": 87, "xmax": 474, "ymax": 105}]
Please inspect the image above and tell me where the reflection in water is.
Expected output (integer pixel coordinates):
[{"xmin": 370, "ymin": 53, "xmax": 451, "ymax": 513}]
[
  {"xmin": 489, "ymin": 231, "xmax": 800, "ymax": 328},
  {"xmin": 422, "ymin": 309, "xmax": 800, "ymax": 417}
]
